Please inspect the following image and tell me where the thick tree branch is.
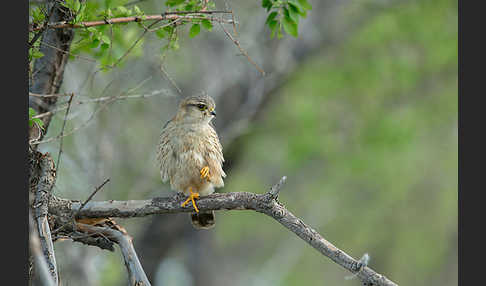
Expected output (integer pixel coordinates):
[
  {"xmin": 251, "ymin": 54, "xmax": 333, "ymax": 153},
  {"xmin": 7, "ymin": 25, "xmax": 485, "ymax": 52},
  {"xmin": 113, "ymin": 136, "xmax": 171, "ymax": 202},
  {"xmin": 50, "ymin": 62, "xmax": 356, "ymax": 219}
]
[
  {"xmin": 29, "ymin": 0, "xmax": 74, "ymax": 139},
  {"xmin": 49, "ymin": 177, "xmax": 398, "ymax": 286},
  {"xmin": 75, "ymin": 223, "xmax": 151, "ymax": 286},
  {"xmin": 30, "ymin": 150, "xmax": 58, "ymax": 285},
  {"xmin": 29, "ymin": 212, "xmax": 56, "ymax": 286}
]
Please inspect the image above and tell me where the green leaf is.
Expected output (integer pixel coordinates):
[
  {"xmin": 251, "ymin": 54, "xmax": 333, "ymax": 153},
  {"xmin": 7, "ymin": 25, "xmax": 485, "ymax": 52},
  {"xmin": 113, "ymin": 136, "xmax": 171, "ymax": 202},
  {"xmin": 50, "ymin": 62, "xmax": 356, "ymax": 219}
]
[
  {"xmin": 262, "ymin": 0, "xmax": 273, "ymax": 11},
  {"xmin": 33, "ymin": 118, "xmax": 44, "ymax": 129},
  {"xmin": 101, "ymin": 34, "xmax": 111, "ymax": 44},
  {"xmin": 73, "ymin": 0, "xmax": 81, "ymax": 12},
  {"xmin": 277, "ymin": 23, "xmax": 283, "ymax": 39},
  {"xmin": 265, "ymin": 11, "xmax": 278, "ymax": 25},
  {"xmin": 282, "ymin": 15, "xmax": 298, "ymax": 37},
  {"xmin": 156, "ymin": 29, "xmax": 166, "ymax": 39},
  {"xmin": 288, "ymin": 2, "xmax": 301, "ymax": 21},
  {"xmin": 164, "ymin": 25, "xmax": 175, "ymax": 34},
  {"xmin": 297, "ymin": 0, "xmax": 312, "ymax": 10},
  {"xmin": 90, "ymin": 38, "xmax": 100, "ymax": 48},
  {"xmin": 201, "ymin": 19, "xmax": 213, "ymax": 31},
  {"xmin": 100, "ymin": 43, "xmax": 110, "ymax": 52},
  {"xmin": 185, "ymin": 3, "xmax": 195, "ymax": 11},
  {"xmin": 134, "ymin": 5, "xmax": 142, "ymax": 15},
  {"xmin": 189, "ymin": 24, "xmax": 200, "ymax": 38},
  {"xmin": 32, "ymin": 50, "xmax": 44, "ymax": 59},
  {"xmin": 166, "ymin": 0, "xmax": 185, "ymax": 7},
  {"xmin": 270, "ymin": 22, "xmax": 280, "ymax": 39},
  {"xmin": 29, "ymin": 108, "xmax": 44, "ymax": 129},
  {"xmin": 29, "ymin": 108, "xmax": 36, "ymax": 119}
]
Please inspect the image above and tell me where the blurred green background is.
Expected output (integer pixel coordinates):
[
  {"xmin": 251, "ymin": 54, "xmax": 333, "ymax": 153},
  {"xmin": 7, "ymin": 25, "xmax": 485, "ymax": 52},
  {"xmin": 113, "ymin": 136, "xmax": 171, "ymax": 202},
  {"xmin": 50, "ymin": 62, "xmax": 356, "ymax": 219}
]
[{"xmin": 41, "ymin": 0, "xmax": 457, "ymax": 285}]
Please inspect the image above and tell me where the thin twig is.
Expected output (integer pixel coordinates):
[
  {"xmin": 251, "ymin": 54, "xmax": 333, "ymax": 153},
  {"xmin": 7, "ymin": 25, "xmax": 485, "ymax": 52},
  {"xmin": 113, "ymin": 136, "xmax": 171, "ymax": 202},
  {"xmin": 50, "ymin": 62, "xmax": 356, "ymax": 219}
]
[
  {"xmin": 219, "ymin": 21, "xmax": 265, "ymax": 76},
  {"xmin": 30, "ymin": 92, "xmax": 73, "ymax": 98},
  {"xmin": 160, "ymin": 64, "xmax": 182, "ymax": 94},
  {"xmin": 32, "ymin": 89, "xmax": 169, "ymax": 120},
  {"xmin": 78, "ymin": 178, "xmax": 111, "ymax": 213},
  {"xmin": 31, "ymin": 80, "xmax": 169, "ymax": 146},
  {"xmin": 29, "ymin": 2, "xmax": 55, "ymax": 48},
  {"xmin": 55, "ymin": 93, "xmax": 74, "ymax": 171},
  {"xmin": 30, "ymin": 12, "xmax": 235, "ymax": 32},
  {"xmin": 31, "ymin": 96, "xmax": 116, "ymax": 145},
  {"xmin": 51, "ymin": 178, "xmax": 111, "ymax": 236},
  {"xmin": 39, "ymin": 41, "xmax": 98, "ymax": 63},
  {"xmin": 107, "ymin": 17, "xmax": 167, "ymax": 69}
]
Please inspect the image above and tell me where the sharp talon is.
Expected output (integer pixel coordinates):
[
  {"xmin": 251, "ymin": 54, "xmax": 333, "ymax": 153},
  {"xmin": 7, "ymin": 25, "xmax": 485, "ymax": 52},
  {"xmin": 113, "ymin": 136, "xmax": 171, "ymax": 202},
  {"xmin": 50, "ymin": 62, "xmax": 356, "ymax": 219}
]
[
  {"xmin": 200, "ymin": 166, "xmax": 210, "ymax": 181},
  {"xmin": 181, "ymin": 187, "xmax": 200, "ymax": 212}
]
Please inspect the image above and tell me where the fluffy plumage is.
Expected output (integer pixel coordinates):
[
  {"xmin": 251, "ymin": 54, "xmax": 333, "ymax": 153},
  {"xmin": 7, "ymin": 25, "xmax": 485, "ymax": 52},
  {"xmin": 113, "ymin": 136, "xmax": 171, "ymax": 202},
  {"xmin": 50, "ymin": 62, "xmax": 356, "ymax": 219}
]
[{"xmin": 156, "ymin": 95, "xmax": 225, "ymax": 229}]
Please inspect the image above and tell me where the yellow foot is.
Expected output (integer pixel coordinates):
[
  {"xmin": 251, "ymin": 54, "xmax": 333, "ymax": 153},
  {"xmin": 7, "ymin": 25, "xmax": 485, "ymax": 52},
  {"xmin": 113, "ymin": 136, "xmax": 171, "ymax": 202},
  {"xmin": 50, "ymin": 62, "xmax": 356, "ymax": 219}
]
[
  {"xmin": 181, "ymin": 187, "xmax": 200, "ymax": 212},
  {"xmin": 200, "ymin": 166, "xmax": 210, "ymax": 181}
]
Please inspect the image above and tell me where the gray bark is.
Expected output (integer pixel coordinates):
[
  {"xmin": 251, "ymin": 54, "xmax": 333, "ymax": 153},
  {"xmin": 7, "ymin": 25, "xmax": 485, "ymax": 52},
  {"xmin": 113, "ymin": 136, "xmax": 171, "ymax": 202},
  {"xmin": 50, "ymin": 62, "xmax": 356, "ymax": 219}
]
[
  {"xmin": 48, "ymin": 177, "xmax": 398, "ymax": 286},
  {"xmin": 29, "ymin": 0, "xmax": 74, "ymax": 137}
]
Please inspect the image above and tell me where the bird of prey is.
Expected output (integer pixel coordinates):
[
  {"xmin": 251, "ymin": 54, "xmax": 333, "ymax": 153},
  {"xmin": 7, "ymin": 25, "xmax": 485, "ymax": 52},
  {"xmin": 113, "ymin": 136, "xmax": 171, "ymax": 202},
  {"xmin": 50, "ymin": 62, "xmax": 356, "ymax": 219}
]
[{"xmin": 156, "ymin": 95, "xmax": 225, "ymax": 229}]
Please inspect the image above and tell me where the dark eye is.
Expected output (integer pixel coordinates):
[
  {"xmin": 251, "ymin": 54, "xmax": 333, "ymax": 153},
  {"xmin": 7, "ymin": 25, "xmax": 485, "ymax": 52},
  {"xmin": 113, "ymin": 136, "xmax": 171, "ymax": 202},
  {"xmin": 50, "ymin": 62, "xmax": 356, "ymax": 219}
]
[{"xmin": 197, "ymin": 104, "xmax": 206, "ymax": 110}]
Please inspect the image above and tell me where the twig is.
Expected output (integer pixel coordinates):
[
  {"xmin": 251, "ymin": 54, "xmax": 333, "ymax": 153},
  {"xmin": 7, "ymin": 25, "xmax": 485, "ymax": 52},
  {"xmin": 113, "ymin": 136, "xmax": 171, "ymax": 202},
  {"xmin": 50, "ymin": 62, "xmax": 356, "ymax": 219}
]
[
  {"xmin": 39, "ymin": 41, "xmax": 98, "ymax": 63},
  {"xmin": 31, "ymin": 96, "xmax": 115, "ymax": 145},
  {"xmin": 51, "ymin": 178, "xmax": 111, "ymax": 238},
  {"xmin": 109, "ymin": 19, "xmax": 161, "ymax": 69},
  {"xmin": 55, "ymin": 93, "xmax": 74, "ymax": 171},
  {"xmin": 30, "ymin": 12, "xmax": 235, "ymax": 32},
  {"xmin": 218, "ymin": 21, "xmax": 265, "ymax": 76},
  {"xmin": 160, "ymin": 64, "xmax": 182, "ymax": 94},
  {"xmin": 78, "ymin": 178, "xmax": 111, "ymax": 213},
  {"xmin": 31, "ymin": 85, "xmax": 170, "ymax": 145},
  {"xmin": 50, "ymin": 177, "xmax": 398, "ymax": 286},
  {"xmin": 31, "ymin": 89, "xmax": 170, "ymax": 120},
  {"xmin": 30, "ymin": 92, "xmax": 73, "ymax": 98},
  {"xmin": 28, "ymin": 1, "xmax": 56, "ymax": 48},
  {"xmin": 75, "ymin": 223, "xmax": 151, "ymax": 286},
  {"xmin": 267, "ymin": 175, "xmax": 287, "ymax": 199}
]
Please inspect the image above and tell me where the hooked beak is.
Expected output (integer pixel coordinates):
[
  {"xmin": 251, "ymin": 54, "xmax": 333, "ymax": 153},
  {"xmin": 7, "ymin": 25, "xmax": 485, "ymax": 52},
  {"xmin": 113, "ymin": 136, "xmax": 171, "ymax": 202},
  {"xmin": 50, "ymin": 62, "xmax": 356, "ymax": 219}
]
[{"xmin": 210, "ymin": 110, "xmax": 216, "ymax": 117}]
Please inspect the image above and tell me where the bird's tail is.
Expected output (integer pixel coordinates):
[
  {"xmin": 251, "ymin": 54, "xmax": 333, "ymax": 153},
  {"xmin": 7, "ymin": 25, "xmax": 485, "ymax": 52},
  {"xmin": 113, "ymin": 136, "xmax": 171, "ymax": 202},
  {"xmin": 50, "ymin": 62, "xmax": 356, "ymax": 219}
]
[{"xmin": 190, "ymin": 211, "xmax": 215, "ymax": 229}]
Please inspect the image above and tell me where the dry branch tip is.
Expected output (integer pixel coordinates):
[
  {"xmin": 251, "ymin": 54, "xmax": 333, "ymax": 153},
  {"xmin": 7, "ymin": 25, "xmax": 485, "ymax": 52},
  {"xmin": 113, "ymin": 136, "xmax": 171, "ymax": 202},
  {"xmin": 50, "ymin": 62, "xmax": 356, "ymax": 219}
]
[{"xmin": 267, "ymin": 176, "xmax": 287, "ymax": 200}]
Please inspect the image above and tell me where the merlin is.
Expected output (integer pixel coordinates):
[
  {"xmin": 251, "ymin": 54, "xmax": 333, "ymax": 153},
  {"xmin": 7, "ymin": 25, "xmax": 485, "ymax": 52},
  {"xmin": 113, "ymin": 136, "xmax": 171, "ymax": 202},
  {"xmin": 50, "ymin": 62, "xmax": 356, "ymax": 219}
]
[{"xmin": 156, "ymin": 95, "xmax": 226, "ymax": 229}]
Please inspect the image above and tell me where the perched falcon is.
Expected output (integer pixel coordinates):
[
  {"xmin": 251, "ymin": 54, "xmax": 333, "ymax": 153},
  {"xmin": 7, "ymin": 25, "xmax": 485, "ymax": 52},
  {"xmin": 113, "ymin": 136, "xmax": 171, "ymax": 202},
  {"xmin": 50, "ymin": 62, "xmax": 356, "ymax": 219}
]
[{"xmin": 156, "ymin": 95, "xmax": 225, "ymax": 229}]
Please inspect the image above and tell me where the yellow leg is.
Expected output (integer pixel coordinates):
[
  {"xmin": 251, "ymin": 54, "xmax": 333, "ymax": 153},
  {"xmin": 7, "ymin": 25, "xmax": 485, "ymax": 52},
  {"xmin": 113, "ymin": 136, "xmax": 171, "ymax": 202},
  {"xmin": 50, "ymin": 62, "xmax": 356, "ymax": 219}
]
[
  {"xmin": 181, "ymin": 187, "xmax": 200, "ymax": 213},
  {"xmin": 200, "ymin": 166, "xmax": 210, "ymax": 182}
]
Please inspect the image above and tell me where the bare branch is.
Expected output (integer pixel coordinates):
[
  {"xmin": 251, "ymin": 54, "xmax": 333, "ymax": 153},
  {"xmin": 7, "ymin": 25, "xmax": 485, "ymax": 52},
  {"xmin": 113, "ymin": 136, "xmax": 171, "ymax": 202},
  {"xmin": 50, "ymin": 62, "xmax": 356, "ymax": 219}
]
[
  {"xmin": 29, "ymin": 12, "xmax": 235, "ymax": 32},
  {"xmin": 49, "ymin": 177, "xmax": 398, "ymax": 286},
  {"xmin": 78, "ymin": 178, "xmax": 111, "ymax": 213},
  {"xmin": 218, "ymin": 21, "xmax": 265, "ymax": 76},
  {"xmin": 55, "ymin": 93, "xmax": 74, "ymax": 171},
  {"xmin": 29, "ymin": 212, "xmax": 56, "ymax": 286},
  {"xmin": 31, "ymin": 88, "xmax": 170, "ymax": 120},
  {"xmin": 267, "ymin": 175, "xmax": 287, "ymax": 199},
  {"xmin": 75, "ymin": 223, "xmax": 151, "ymax": 286},
  {"xmin": 29, "ymin": 1, "xmax": 74, "ymax": 139},
  {"xmin": 31, "ymin": 151, "xmax": 58, "ymax": 284}
]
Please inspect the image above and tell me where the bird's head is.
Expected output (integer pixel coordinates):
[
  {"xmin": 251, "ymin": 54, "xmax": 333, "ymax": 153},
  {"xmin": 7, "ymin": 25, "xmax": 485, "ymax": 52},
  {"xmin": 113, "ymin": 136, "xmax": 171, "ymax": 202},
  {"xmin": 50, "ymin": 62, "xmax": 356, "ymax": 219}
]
[{"xmin": 176, "ymin": 94, "xmax": 217, "ymax": 124}]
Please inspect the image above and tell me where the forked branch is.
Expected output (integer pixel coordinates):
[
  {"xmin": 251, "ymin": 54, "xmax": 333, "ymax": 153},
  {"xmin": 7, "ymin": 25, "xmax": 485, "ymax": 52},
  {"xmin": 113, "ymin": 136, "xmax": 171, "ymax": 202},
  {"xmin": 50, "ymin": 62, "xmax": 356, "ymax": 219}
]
[
  {"xmin": 49, "ymin": 177, "xmax": 398, "ymax": 286},
  {"xmin": 75, "ymin": 223, "xmax": 151, "ymax": 286}
]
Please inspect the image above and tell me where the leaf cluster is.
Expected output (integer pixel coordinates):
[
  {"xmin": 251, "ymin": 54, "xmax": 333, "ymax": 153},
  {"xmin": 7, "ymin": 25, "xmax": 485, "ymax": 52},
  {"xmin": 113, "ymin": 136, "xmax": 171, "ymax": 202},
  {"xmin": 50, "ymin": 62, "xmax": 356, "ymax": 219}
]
[
  {"xmin": 29, "ymin": 108, "xmax": 44, "ymax": 130},
  {"xmin": 262, "ymin": 0, "xmax": 312, "ymax": 38}
]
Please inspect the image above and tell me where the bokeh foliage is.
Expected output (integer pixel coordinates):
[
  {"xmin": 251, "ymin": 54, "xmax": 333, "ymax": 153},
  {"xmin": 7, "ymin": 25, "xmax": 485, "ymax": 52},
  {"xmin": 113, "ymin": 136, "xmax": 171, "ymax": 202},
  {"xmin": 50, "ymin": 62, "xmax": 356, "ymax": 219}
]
[
  {"xmin": 218, "ymin": 0, "xmax": 457, "ymax": 285},
  {"xmin": 34, "ymin": 0, "xmax": 457, "ymax": 285}
]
